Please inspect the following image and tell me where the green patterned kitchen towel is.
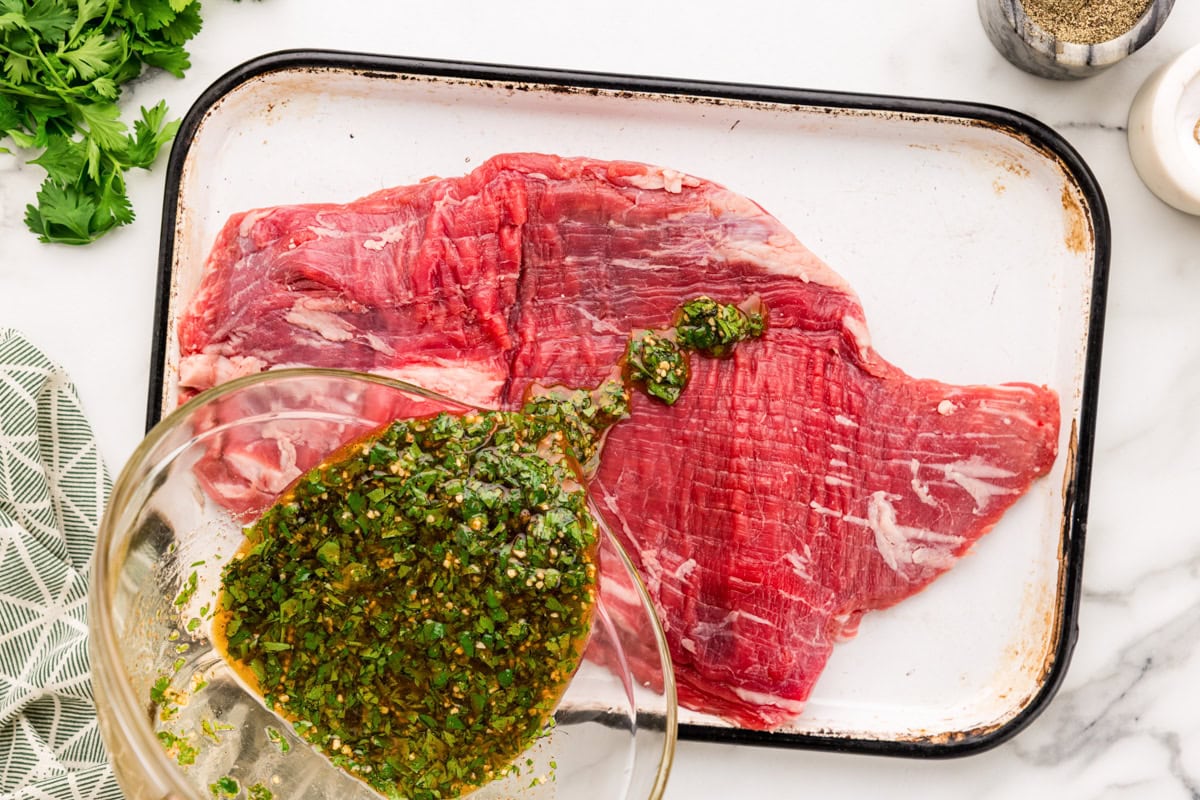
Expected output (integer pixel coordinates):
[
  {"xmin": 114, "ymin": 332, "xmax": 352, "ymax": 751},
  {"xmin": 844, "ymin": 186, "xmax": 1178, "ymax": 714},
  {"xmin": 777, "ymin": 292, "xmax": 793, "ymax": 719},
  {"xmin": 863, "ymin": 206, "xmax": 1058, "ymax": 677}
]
[{"xmin": 0, "ymin": 329, "xmax": 122, "ymax": 800}]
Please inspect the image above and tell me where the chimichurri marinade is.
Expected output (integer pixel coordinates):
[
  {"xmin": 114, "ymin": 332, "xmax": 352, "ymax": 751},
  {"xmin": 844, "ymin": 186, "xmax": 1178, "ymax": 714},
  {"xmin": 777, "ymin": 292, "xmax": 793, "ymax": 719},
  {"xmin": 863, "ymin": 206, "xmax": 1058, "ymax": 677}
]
[
  {"xmin": 209, "ymin": 296, "xmax": 765, "ymax": 800},
  {"xmin": 213, "ymin": 392, "xmax": 623, "ymax": 800}
]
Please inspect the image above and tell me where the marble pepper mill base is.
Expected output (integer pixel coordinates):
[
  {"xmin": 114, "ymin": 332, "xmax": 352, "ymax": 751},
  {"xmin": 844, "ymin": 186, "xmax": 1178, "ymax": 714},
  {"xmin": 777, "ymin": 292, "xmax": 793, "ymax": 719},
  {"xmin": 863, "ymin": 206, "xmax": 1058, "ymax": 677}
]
[
  {"xmin": 1128, "ymin": 43, "xmax": 1200, "ymax": 215},
  {"xmin": 978, "ymin": 0, "xmax": 1175, "ymax": 79}
]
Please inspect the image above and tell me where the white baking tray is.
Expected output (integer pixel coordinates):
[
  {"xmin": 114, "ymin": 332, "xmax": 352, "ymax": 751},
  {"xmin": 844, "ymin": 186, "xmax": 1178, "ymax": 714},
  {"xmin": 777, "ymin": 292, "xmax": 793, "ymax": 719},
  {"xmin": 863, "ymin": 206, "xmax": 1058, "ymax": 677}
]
[{"xmin": 148, "ymin": 50, "xmax": 1107, "ymax": 755}]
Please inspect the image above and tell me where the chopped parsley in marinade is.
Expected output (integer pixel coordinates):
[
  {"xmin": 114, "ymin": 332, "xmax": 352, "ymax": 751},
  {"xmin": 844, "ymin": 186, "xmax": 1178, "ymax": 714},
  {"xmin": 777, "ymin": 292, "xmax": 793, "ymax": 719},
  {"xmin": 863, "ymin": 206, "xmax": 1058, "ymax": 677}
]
[
  {"xmin": 625, "ymin": 330, "xmax": 690, "ymax": 405},
  {"xmin": 673, "ymin": 296, "xmax": 767, "ymax": 357},
  {"xmin": 213, "ymin": 393, "xmax": 613, "ymax": 800},
  {"xmin": 626, "ymin": 296, "xmax": 767, "ymax": 405}
]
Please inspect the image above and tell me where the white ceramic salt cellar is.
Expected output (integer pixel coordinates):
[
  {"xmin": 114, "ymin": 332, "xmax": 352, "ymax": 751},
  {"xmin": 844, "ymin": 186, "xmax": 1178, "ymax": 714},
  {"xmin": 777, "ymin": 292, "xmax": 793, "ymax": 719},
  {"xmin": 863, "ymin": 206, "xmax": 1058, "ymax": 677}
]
[
  {"xmin": 978, "ymin": 0, "xmax": 1175, "ymax": 79},
  {"xmin": 1128, "ymin": 43, "xmax": 1200, "ymax": 215}
]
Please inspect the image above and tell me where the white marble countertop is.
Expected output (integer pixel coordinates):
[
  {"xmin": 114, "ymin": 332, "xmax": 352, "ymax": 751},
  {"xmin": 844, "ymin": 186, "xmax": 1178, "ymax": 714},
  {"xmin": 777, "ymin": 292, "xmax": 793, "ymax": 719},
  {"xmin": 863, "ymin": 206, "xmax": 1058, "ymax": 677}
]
[{"xmin": 2, "ymin": 1, "xmax": 1199, "ymax": 797}]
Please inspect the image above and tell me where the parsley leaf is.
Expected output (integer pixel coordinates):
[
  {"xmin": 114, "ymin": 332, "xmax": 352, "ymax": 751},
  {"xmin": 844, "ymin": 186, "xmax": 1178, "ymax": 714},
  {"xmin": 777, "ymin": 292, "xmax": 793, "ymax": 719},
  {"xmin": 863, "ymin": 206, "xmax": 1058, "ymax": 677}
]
[
  {"xmin": 157, "ymin": 3, "xmax": 201, "ymax": 45},
  {"xmin": 0, "ymin": 11, "xmax": 24, "ymax": 33},
  {"xmin": 125, "ymin": 100, "xmax": 179, "ymax": 167},
  {"xmin": 22, "ymin": 0, "xmax": 74, "ymax": 39},
  {"xmin": 66, "ymin": 0, "xmax": 111, "ymax": 40},
  {"xmin": 76, "ymin": 101, "xmax": 127, "ymax": 150},
  {"xmin": 4, "ymin": 53, "xmax": 33, "ymax": 83},
  {"xmin": 96, "ymin": 173, "xmax": 134, "ymax": 227},
  {"xmin": 133, "ymin": 40, "xmax": 190, "ymax": 76},
  {"xmin": 122, "ymin": 0, "xmax": 177, "ymax": 33},
  {"xmin": 27, "ymin": 135, "xmax": 86, "ymax": 183},
  {"xmin": 25, "ymin": 181, "xmax": 99, "ymax": 244},
  {"xmin": 89, "ymin": 75, "xmax": 118, "ymax": 99},
  {"xmin": 0, "ymin": 94, "xmax": 20, "ymax": 133},
  {"xmin": 0, "ymin": 0, "xmax": 217, "ymax": 245},
  {"xmin": 61, "ymin": 32, "xmax": 124, "ymax": 81}
]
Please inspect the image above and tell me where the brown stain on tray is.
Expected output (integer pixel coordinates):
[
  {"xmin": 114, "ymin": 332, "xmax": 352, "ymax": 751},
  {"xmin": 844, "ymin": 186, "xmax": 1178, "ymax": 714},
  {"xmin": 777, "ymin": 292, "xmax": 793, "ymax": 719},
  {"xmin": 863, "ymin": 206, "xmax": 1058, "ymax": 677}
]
[
  {"xmin": 884, "ymin": 420, "xmax": 1080, "ymax": 749},
  {"xmin": 992, "ymin": 155, "xmax": 1031, "ymax": 178},
  {"xmin": 1061, "ymin": 184, "xmax": 1090, "ymax": 255}
]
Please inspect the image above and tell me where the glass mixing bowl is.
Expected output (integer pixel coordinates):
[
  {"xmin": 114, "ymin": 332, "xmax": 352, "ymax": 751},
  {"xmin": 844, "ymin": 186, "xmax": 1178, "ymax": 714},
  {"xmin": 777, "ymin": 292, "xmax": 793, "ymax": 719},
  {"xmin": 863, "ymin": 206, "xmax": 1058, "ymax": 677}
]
[{"xmin": 89, "ymin": 368, "xmax": 676, "ymax": 800}]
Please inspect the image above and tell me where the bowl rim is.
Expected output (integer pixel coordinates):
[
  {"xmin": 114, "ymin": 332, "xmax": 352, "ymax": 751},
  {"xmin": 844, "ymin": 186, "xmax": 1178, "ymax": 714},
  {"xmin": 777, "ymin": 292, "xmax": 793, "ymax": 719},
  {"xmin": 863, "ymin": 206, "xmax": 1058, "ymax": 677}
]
[{"xmin": 89, "ymin": 366, "xmax": 677, "ymax": 800}]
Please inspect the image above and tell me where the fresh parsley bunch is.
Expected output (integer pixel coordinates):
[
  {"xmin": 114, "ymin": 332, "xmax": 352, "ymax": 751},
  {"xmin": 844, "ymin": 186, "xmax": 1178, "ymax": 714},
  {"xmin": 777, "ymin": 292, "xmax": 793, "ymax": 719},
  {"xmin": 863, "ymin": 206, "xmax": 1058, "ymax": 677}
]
[{"xmin": 0, "ymin": 0, "xmax": 203, "ymax": 245}]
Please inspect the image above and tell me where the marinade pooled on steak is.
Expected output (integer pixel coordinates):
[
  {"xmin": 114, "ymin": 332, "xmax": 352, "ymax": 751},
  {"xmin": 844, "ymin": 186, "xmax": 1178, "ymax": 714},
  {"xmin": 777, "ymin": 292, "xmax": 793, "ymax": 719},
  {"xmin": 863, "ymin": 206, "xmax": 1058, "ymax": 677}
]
[{"xmin": 179, "ymin": 153, "xmax": 1060, "ymax": 730}]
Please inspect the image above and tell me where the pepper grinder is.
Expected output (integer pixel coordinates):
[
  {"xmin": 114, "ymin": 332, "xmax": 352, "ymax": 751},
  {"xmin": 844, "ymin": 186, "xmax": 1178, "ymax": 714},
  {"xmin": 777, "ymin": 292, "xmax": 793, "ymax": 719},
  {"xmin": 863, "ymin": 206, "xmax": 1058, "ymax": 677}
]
[
  {"xmin": 1128, "ymin": 43, "xmax": 1200, "ymax": 215},
  {"xmin": 978, "ymin": 0, "xmax": 1175, "ymax": 79}
]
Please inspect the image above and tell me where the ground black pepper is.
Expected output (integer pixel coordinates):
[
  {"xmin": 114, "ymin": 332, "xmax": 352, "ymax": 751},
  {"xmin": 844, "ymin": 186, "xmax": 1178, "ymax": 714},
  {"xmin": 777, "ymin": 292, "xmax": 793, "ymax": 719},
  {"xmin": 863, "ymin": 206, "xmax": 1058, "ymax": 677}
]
[{"xmin": 1022, "ymin": 0, "xmax": 1152, "ymax": 44}]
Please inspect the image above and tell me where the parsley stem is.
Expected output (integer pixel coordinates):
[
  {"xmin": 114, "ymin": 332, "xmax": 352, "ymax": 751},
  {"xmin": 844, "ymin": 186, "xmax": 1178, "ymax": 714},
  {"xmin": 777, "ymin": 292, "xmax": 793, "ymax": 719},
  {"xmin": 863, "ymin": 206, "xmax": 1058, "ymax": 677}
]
[
  {"xmin": 29, "ymin": 39, "xmax": 73, "ymax": 93},
  {"xmin": 0, "ymin": 81, "xmax": 59, "ymax": 103},
  {"xmin": 0, "ymin": 42, "xmax": 90, "ymax": 102},
  {"xmin": 64, "ymin": 0, "xmax": 118, "ymax": 50}
]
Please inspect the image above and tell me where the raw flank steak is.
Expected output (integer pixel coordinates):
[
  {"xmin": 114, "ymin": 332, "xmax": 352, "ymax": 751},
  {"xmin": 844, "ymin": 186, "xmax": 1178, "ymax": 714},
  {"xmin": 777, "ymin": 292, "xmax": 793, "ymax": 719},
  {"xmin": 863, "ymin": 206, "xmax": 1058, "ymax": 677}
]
[{"xmin": 177, "ymin": 153, "xmax": 1060, "ymax": 730}]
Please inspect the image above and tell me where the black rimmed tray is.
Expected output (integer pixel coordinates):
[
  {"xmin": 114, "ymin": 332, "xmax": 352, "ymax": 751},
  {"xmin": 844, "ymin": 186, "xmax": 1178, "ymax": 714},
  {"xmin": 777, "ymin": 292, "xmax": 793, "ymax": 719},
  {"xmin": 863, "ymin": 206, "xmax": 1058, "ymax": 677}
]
[{"xmin": 146, "ymin": 49, "xmax": 1107, "ymax": 758}]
